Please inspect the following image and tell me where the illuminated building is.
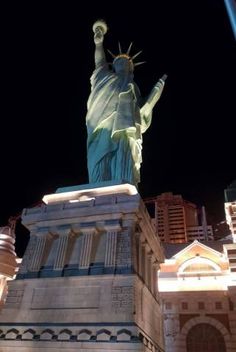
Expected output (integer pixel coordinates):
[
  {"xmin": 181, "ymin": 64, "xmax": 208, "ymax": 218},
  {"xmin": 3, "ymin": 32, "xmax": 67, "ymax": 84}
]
[
  {"xmin": 158, "ymin": 184, "xmax": 236, "ymax": 351},
  {"xmin": 145, "ymin": 192, "xmax": 213, "ymax": 243},
  {"xmin": 0, "ymin": 226, "xmax": 19, "ymax": 309},
  {"xmin": 225, "ymin": 180, "xmax": 236, "ymax": 243},
  {"xmin": 159, "ymin": 239, "xmax": 236, "ymax": 351},
  {"xmin": 214, "ymin": 220, "xmax": 231, "ymax": 241}
]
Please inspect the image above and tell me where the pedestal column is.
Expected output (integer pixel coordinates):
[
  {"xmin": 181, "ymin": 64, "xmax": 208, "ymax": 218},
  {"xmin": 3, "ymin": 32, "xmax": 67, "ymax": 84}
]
[
  {"xmin": 29, "ymin": 231, "xmax": 48, "ymax": 272},
  {"xmin": 53, "ymin": 227, "xmax": 70, "ymax": 270},
  {"xmin": 79, "ymin": 227, "xmax": 97, "ymax": 269},
  {"xmin": 103, "ymin": 221, "xmax": 121, "ymax": 273},
  {"xmin": 104, "ymin": 231, "xmax": 118, "ymax": 267}
]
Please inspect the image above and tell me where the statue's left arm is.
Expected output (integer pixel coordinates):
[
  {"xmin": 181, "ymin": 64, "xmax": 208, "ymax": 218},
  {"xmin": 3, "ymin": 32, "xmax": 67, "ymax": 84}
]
[{"xmin": 140, "ymin": 74, "xmax": 167, "ymax": 117}]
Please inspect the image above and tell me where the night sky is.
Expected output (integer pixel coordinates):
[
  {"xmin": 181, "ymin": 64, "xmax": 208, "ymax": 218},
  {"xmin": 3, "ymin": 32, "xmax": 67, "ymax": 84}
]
[{"xmin": 1, "ymin": 1, "xmax": 235, "ymax": 255}]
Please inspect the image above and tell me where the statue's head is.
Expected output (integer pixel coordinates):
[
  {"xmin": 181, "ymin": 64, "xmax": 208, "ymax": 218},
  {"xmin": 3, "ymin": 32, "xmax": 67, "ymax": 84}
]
[
  {"xmin": 113, "ymin": 54, "xmax": 134, "ymax": 74},
  {"xmin": 108, "ymin": 43, "xmax": 145, "ymax": 76}
]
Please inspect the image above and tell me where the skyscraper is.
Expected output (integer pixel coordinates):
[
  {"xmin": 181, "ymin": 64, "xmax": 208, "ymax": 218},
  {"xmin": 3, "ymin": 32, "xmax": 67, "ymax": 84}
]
[{"xmin": 145, "ymin": 192, "xmax": 213, "ymax": 243}]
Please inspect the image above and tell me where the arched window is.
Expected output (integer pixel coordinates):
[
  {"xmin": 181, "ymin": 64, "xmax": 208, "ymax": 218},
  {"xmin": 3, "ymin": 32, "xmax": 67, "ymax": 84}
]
[
  {"xmin": 183, "ymin": 262, "xmax": 216, "ymax": 272},
  {"xmin": 178, "ymin": 257, "xmax": 221, "ymax": 276},
  {"xmin": 186, "ymin": 323, "xmax": 226, "ymax": 352}
]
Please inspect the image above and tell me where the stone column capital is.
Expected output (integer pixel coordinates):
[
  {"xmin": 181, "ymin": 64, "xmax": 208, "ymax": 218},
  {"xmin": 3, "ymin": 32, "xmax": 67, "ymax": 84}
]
[
  {"xmin": 50, "ymin": 225, "xmax": 71, "ymax": 237},
  {"xmin": 35, "ymin": 227, "xmax": 50, "ymax": 237},
  {"xmin": 70, "ymin": 223, "xmax": 80, "ymax": 234},
  {"xmin": 80, "ymin": 222, "xmax": 98, "ymax": 235},
  {"xmin": 96, "ymin": 219, "xmax": 121, "ymax": 233}
]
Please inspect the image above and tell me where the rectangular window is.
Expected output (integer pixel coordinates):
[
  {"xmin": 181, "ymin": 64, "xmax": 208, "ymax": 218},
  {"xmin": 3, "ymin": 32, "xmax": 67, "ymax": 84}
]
[
  {"xmin": 215, "ymin": 302, "xmax": 222, "ymax": 309},
  {"xmin": 198, "ymin": 302, "xmax": 205, "ymax": 310},
  {"xmin": 182, "ymin": 302, "xmax": 188, "ymax": 310}
]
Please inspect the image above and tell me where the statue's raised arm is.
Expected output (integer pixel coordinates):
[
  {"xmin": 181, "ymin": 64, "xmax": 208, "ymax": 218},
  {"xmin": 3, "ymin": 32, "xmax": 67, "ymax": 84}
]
[
  {"xmin": 92, "ymin": 20, "xmax": 108, "ymax": 67},
  {"xmin": 85, "ymin": 20, "xmax": 167, "ymax": 188}
]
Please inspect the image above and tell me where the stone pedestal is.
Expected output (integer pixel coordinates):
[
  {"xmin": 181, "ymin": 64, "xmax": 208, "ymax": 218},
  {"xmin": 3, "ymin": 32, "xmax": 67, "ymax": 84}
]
[{"xmin": 0, "ymin": 183, "xmax": 164, "ymax": 351}]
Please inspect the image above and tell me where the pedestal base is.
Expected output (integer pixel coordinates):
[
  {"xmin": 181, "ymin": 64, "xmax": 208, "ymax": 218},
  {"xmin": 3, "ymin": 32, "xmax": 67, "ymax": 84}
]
[{"xmin": 0, "ymin": 183, "xmax": 164, "ymax": 351}]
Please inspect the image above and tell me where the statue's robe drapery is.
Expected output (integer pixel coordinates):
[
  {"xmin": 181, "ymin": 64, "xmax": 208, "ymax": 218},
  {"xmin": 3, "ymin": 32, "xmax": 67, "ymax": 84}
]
[{"xmin": 86, "ymin": 63, "xmax": 152, "ymax": 187}]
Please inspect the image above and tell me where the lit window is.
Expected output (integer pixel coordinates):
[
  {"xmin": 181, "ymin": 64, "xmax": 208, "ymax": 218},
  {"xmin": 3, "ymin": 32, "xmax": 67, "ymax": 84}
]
[
  {"xmin": 178, "ymin": 257, "xmax": 221, "ymax": 276},
  {"xmin": 184, "ymin": 263, "xmax": 216, "ymax": 272}
]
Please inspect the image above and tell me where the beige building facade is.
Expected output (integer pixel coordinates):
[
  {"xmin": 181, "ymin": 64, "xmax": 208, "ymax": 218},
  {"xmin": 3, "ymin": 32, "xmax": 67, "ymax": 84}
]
[{"xmin": 159, "ymin": 240, "xmax": 236, "ymax": 351}]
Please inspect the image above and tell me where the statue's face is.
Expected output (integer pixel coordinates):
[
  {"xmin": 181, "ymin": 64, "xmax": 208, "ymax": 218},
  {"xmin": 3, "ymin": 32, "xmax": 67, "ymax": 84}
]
[{"xmin": 113, "ymin": 57, "xmax": 133, "ymax": 75}]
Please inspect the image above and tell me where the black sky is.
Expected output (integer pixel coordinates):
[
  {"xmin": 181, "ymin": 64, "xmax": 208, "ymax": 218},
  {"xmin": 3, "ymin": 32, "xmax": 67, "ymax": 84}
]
[{"xmin": 1, "ymin": 1, "xmax": 235, "ymax": 254}]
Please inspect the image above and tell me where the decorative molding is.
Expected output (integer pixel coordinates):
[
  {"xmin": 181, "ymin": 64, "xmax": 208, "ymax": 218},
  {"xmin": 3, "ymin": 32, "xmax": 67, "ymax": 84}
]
[
  {"xmin": 57, "ymin": 329, "xmax": 72, "ymax": 340},
  {"xmin": 40, "ymin": 329, "xmax": 54, "ymax": 340},
  {"xmin": 116, "ymin": 230, "xmax": 132, "ymax": 267},
  {"xmin": 5, "ymin": 288, "xmax": 24, "ymax": 307},
  {"xmin": 111, "ymin": 285, "xmax": 133, "ymax": 312},
  {"xmin": 5, "ymin": 329, "xmax": 19, "ymax": 340},
  {"xmin": 0, "ymin": 325, "xmax": 140, "ymax": 343},
  {"xmin": 21, "ymin": 329, "xmax": 36, "ymax": 340},
  {"xmin": 96, "ymin": 328, "xmax": 111, "ymax": 341},
  {"xmin": 77, "ymin": 329, "xmax": 92, "ymax": 340}
]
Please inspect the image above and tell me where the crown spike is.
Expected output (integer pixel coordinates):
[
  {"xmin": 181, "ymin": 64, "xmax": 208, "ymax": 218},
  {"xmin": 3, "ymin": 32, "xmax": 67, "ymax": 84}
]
[
  {"xmin": 132, "ymin": 50, "xmax": 142, "ymax": 60},
  {"xmin": 107, "ymin": 49, "xmax": 116, "ymax": 58},
  {"xmin": 126, "ymin": 42, "xmax": 133, "ymax": 55},
  {"xmin": 118, "ymin": 42, "xmax": 122, "ymax": 54},
  {"xmin": 134, "ymin": 61, "xmax": 146, "ymax": 67}
]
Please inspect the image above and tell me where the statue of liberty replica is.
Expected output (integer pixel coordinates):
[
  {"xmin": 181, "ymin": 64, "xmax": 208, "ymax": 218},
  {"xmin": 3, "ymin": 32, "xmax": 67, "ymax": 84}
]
[
  {"xmin": 86, "ymin": 20, "xmax": 167, "ymax": 187},
  {"xmin": 0, "ymin": 19, "xmax": 166, "ymax": 352}
]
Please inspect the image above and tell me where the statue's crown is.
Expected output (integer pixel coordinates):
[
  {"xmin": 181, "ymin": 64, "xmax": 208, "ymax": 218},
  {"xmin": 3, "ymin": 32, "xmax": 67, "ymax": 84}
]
[
  {"xmin": 108, "ymin": 43, "xmax": 145, "ymax": 68},
  {"xmin": 114, "ymin": 54, "xmax": 131, "ymax": 61}
]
